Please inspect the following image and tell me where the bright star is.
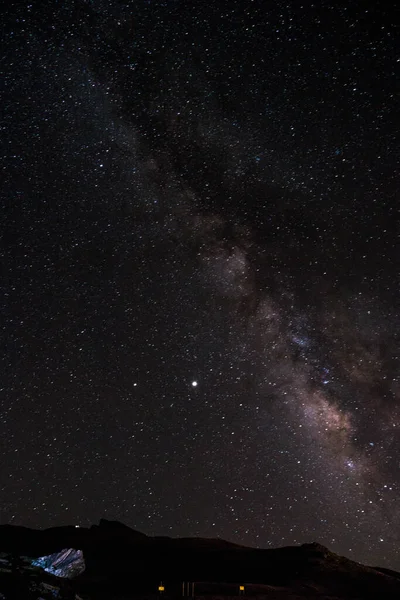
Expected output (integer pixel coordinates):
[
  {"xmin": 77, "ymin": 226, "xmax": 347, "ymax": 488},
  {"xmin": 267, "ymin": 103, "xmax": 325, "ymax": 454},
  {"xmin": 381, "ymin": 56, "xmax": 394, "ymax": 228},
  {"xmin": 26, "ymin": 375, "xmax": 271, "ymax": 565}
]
[{"xmin": 191, "ymin": 381, "xmax": 198, "ymax": 387}]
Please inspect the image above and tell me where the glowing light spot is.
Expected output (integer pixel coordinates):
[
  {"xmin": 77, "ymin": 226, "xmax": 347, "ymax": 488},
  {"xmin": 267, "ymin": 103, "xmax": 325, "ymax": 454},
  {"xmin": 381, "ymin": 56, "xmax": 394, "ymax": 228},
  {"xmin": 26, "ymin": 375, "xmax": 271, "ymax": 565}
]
[{"xmin": 191, "ymin": 381, "xmax": 198, "ymax": 387}]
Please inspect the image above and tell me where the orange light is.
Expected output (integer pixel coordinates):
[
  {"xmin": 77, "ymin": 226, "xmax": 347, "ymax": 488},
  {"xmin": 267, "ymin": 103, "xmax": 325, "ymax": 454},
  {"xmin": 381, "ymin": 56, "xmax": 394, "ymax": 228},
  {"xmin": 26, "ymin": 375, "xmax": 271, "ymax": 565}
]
[
  {"xmin": 158, "ymin": 586, "xmax": 165, "ymax": 592},
  {"xmin": 239, "ymin": 586, "xmax": 245, "ymax": 591}
]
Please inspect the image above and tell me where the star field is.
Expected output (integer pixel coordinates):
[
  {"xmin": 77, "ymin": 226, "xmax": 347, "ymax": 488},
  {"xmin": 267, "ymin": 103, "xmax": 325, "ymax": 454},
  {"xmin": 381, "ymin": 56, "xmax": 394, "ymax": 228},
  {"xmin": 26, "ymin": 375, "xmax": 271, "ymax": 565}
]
[{"xmin": 1, "ymin": 0, "xmax": 399, "ymax": 571}]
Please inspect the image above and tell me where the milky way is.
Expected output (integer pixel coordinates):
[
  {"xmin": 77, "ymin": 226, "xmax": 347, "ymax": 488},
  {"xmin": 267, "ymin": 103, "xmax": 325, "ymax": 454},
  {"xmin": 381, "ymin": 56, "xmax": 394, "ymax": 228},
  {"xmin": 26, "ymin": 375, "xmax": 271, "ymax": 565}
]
[{"xmin": 1, "ymin": 0, "xmax": 399, "ymax": 571}]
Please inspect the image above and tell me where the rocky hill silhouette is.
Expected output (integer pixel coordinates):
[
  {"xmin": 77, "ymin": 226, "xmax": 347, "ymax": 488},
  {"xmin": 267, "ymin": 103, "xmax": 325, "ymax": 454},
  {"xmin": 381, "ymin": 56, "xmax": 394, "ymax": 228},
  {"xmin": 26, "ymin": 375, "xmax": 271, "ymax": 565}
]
[{"xmin": 0, "ymin": 519, "xmax": 399, "ymax": 599}]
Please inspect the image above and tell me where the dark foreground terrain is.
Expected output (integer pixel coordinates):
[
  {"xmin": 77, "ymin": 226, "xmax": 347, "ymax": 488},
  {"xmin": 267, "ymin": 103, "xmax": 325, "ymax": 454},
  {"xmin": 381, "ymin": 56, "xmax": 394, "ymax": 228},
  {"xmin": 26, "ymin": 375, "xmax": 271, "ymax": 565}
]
[{"xmin": 0, "ymin": 519, "xmax": 399, "ymax": 599}]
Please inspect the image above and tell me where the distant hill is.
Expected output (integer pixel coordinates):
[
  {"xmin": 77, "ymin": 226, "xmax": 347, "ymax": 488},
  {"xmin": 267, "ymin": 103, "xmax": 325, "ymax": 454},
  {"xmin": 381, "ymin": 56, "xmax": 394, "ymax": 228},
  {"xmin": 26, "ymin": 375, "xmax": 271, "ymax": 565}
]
[{"xmin": 1, "ymin": 519, "xmax": 400, "ymax": 599}]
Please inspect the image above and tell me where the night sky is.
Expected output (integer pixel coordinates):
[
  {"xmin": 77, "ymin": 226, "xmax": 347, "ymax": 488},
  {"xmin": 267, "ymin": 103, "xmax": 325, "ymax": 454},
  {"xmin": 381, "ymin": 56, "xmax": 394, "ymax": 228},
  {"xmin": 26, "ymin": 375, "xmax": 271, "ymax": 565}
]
[{"xmin": 1, "ymin": 0, "xmax": 399, "ymax": 571}]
